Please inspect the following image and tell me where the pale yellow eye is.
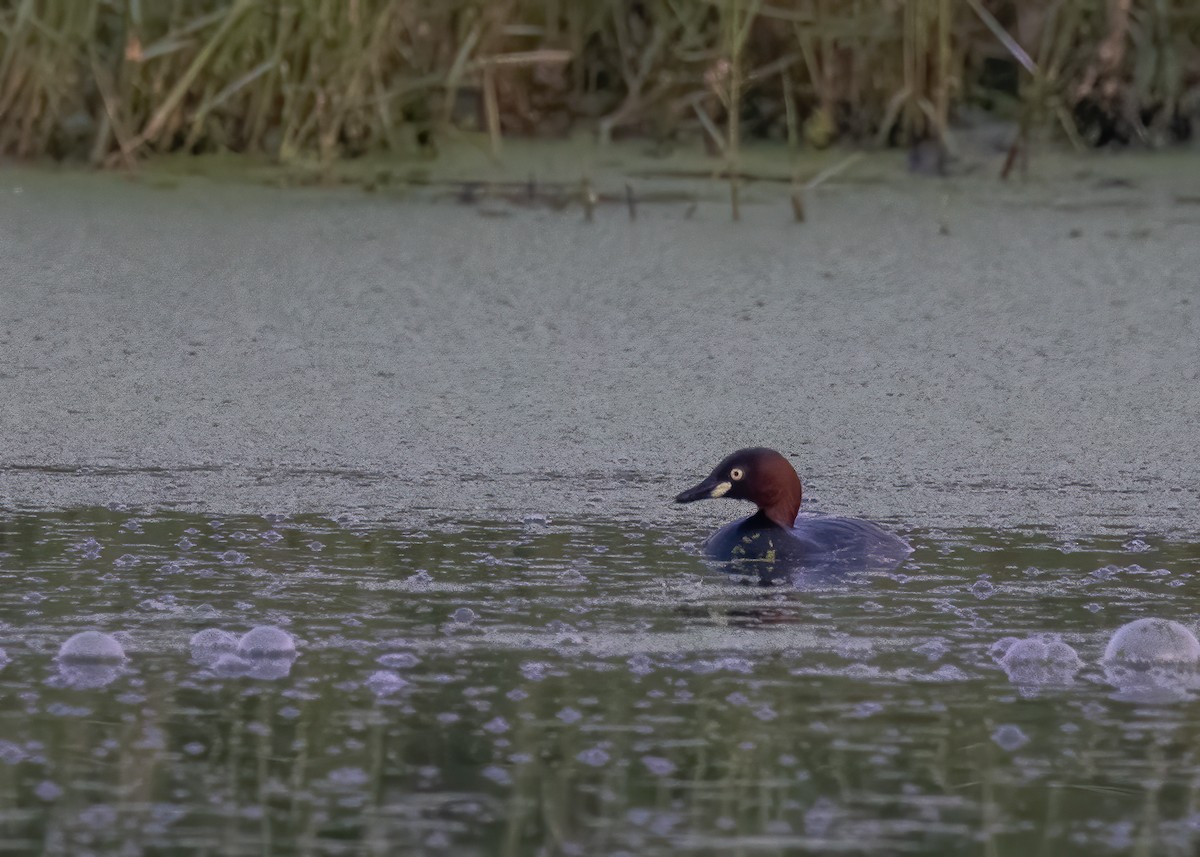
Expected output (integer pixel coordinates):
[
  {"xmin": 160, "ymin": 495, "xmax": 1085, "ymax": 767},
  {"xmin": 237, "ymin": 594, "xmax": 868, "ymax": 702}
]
[{"xmin": 730, "ymin": 467, "xmax": 745, "ymax": 481}]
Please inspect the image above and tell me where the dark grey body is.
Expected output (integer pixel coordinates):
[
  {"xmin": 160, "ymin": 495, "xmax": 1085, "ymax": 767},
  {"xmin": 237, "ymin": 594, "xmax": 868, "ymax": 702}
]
[{"xmin": 705, "ymin": 510, "xmax": 911, "ymax": 578}]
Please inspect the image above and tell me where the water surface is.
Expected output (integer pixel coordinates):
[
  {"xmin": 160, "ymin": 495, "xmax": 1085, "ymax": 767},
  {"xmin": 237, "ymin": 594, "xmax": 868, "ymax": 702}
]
[{"xmin": 2, "ymin": 508, "xmax": 1200, "ymax": 855}]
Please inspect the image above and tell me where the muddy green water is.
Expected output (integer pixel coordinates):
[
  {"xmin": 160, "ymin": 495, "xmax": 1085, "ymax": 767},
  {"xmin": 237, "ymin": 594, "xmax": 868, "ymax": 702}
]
[{"xmin": 2, "ymin": 509, "xmax": 1200, "ymax": 855}]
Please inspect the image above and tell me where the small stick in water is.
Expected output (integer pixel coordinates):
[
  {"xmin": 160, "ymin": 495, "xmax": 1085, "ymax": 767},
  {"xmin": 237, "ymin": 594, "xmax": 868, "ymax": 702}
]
[
  {"xmin": 790, "ymin": 188, "xmax": 805, "ymax": 223},
  {"xmin": 582, "ymin": 177, "xmax": 597, "ymax": 222},
  {"xmin": 625, "ymin": 182, "xmax": 637, "ymax": 221}
]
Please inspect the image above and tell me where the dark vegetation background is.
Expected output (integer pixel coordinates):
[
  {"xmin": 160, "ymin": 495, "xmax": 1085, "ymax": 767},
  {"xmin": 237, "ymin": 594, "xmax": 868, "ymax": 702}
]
[{"xmin": 1, "ymin": 0, "xmax": 1197, "ymax": 166}]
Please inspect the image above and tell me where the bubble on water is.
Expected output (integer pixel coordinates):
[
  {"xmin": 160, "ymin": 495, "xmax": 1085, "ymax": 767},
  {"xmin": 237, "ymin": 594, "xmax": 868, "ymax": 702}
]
[
  {"xmin": 58, "ymin": 631, "xmax": 125, "ymax": 664},
  {"xmin": 184, "ymin": 742, "xmax": 205, "ymax": 756},
  {"xmin": 212, "ymin": 654, "xmax": 251, "ymax": 677},
  {"xmin": 73, "ymin": 537, "xmax": 102, "ymax": 555},
  {"xmin": 113, "ymin": 553, "xmax": 140, "ymax": 569},
  {"xmin": 914, "ymin": 638, "xmax": 949, "ymax": 662},
  {"xmin": 970, "ymin": 579, "xmax": 996, "ymax": 600},
  {"xmin": 1084, "ymin": 603, "xmax": 1103, "ymax": 613},
  {"xmin": 930, "ymin": 664, "xmax": 971, "ymax": 682},
  {"xmin": 436, "ymin": 712, "xmax": 460, "ymax": 724},
  {"xmin": 220, "ymin": 550, "xmax": 247, "ymax": 565},
  {"xmin": 261, "ymin": 530, "xmax": 283, "ymax": 543},
  {"xmin": 237, "ymin": 626, "xmax": 296, "ymax": 658},
  {"xmin": 1124, "ymin": 538, "xmax": 1152, "ymax": 553},
  {"xmin": 327, "ymin": 767, "xmax": 368, "ymax": 789},
  {"xmin": 366, "ymin": 670, "xmax": 408, "ymax": 696},
  {"xmin": 522, "ymin": 514, "xmax": 551, "ymax": 528},
  {"xmin": 377, "ymin": 652, "xmax": 420, "ymax": 669},
  {"xmin": 307, "ymin": 540, "xmax": 324, "ymax": 552},
  {"xmin": 627, "ymin": 654, "xmax": 654, "ymax": 676},
  {"xmin": 717, "ymin": 656, "xmax": 754, "ymax": 673},
  {"xmin": 0, "ymin": 741, "xmax": 27, "ymax": 765},
  {"xmin": 34, "ymin": 781, "xmax": 62, "ymax": 801},
  {"xmin": 804, "ymin": 798, "xmax": 840, "ymax": 837},
  {"xmin": 642, "ymin": 756, "xmax": 676, "ymax": 776},
  {"xmin": 753, "ymin": 704, "xmax": 778, "ymax": 721},
  {"xmin": 576, "ymin": 747, "xmax": 610, "ymax": 767},
  {"xmin": 557, "ymin": 568, "xmax": 586, "ymax": 584},
  {"xmin": 483, "ymin": 717, "xmax": 509, "ymax": 734},
  {"xmin": 450, "ymin": 608, "xmax": 477, "ymax": 626},
  {"xmin": 1104, "ymin": 618, "xmax": 1200, "ymax": 665},
  {"xmin": 557, "ymin": 707, "xmax": 582, "ymax": 724},
  {"xmin": 991, "ymin": 724, "xmax": 1029, "ymax": 751},
  {"xmin": 482, "ymin": 765, "xmax": 512, "ymax": 785},
  {"xmin": 520, "ymin": 661, "xmax": 549, "ymax": 681},
  {"xmin": 1102, "ymin": 619, "xmax": 1200, "ymax": 702},
  {"xmin": 988, "ymin": 637, "xmax": 1022, "ymax": 663},
  {"xmin": 999, "ymin": 636, "xmax": 1084, "ymax": 688},
  {"xmin": 190, "ymin": 629, "xmax": 238, "ymax": 666},
  {"xmin": 177, "ymin": 537, "xmax": 195, "ymax": 550},
  {"xmin": 406, "ymin": 570, "xmax": 433, "ymax": 587}
]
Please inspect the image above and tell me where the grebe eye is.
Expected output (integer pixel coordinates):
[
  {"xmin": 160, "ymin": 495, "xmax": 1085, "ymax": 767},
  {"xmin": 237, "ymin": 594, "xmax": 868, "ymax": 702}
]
[{"xmin": 730, "ymin": 467, "xmax": 744, "ymax": 481}]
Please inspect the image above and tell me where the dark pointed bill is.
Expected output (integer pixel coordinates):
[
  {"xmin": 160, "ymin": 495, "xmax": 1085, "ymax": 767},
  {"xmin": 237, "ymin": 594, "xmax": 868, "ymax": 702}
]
[{"xmin": 674, "ymin": 476, "xmax": 732, "ymax": 504}]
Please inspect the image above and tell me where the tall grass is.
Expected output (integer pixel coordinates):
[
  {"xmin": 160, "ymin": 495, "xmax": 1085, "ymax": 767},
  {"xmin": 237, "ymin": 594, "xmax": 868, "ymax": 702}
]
[{"xmin": 0, "ymin": 0, "xmax": 1197, "ymax": 165}]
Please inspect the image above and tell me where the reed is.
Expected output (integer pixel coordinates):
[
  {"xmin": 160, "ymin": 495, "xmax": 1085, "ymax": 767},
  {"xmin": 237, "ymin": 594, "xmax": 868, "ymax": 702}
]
[{"xmin": 0, "ymin": 0, "xmax": 1196, "ymax": 164}]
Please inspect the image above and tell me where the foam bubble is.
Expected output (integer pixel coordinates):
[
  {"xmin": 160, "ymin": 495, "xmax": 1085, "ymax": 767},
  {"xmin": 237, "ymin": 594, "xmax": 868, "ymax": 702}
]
[
  {"xmin": 189, "ymin": 629, "xmax": 238, "ymax": 665},
  {"xmin": 1104, "ymin": 618, "xmax": 1200, "ymax": 665},
  {"xmin": 366, "ymin": 670, "xmax": 408, "ymax": 696},
  {"xmin": 991, "ymin": 724, "xmax": 1029, "ymax": 752},
  {"xmin": 999, "ymin": 636, "xmax": 1083, "ymax": 687},
  {"xmin": 1103, "ymin": 619, "xmax": 1200, "ymax": 702},
  {"xmin": 57, "ymin": 631, "xmax": 125, "ymax": 664},
  {"xmin": 237, "ymin": 626, "xmax": 296, "ymax": 658}
]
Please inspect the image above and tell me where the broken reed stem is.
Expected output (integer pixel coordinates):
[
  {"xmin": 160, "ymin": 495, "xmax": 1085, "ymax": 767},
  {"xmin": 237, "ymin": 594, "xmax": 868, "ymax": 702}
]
[
  {"xmin": 482, "ymin": 64, "xmax": 501, "ymax": 158},
  {"xmin": 726, "ymin": 0, "xmax": 743, "ymax": 222}
]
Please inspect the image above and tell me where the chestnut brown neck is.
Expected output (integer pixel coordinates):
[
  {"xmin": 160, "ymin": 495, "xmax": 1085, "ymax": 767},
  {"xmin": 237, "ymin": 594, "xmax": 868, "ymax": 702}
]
[{"xmin": 758, "ymin": 478, "xmax": 802, "ymax": 528}]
